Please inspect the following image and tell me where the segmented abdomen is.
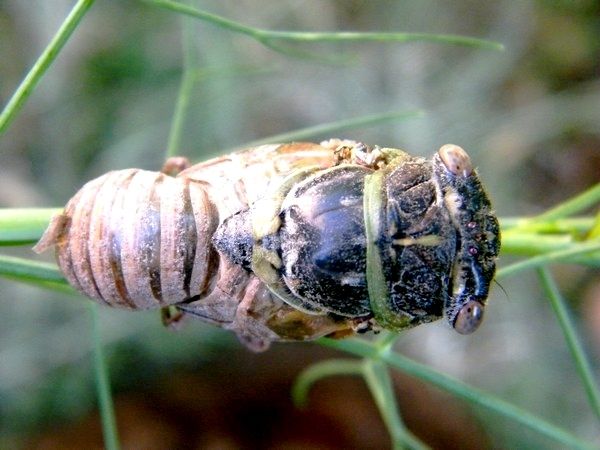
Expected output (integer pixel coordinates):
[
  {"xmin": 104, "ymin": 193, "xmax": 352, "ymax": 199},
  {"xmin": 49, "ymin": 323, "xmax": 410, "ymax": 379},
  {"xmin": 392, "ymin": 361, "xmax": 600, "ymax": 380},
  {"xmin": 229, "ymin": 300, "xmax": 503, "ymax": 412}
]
[{"xmin": 36, "ymin": 169, "xmax": 216, "ymax": 309}]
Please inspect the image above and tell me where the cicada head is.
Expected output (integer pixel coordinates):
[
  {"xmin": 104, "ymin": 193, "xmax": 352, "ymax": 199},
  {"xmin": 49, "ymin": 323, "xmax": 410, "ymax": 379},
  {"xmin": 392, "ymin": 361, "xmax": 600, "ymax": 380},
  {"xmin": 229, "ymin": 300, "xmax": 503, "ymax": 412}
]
[{"xmin": 433, "ymin": 144, "xmax": 501, "ymax": 334}]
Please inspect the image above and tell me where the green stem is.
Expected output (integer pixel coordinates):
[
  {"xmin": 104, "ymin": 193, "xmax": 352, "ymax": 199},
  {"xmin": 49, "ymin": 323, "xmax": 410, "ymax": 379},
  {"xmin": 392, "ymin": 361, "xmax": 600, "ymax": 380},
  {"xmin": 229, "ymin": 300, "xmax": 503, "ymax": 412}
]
[
  {"xmin": 533, "ymin": 183, "xmax": 600, "ymax": 221},
  {"xmin": 166, "ymin": 5, "xmax": 197, "ymax": 158},
  {"xmin": 260, "ymin": 31, "xmax": 503, "ymax": 49},
  {"xmin": 257, "ymin": 38, "xmax": 355, "ymax": 64},
  {"xmin": 500, "ymin": 233, "xmax": 575, "ymax": 256},
  {"xmin": 0, "ymin": 0, "xmax": 96, "ymax": 134},
  {"xmin": 90, "ymin": 303, "xmax": 120, "ymax": 450},
  {"xmin": 590, "ymin": 214, "xmax": 600, "ymax": 239},
  {"xmin": 292, "ymin": 359, "xmax": 363, "ymax": 407},
  {"xmin": 0, "ymin": 254, "xmax": 72, "ymax": 293},
  {"xmin": 362, "ymin": 359, "xmax": 429, "ymax": 450},
  {"xmin": 318, "ymin": 338, "xmax": 595, "ymax": 450},
  {"xmin": 499, "ymin": 217, "xmax": 594, "ymax": 234},
  {"xmin": 0, "ymin": 208, "xmax": 61, "ymax": 245},
  {"xmin": 142, "ymin": 0, "xmax": 257, "ymax": 36},
  {"xmin": 537, "ymin": 267, "xmax": 600, "ymax": 423},
  {"xmin": 166, "ymin": 73, "xmax": 195, "ymax": 158},
  {"xmin": 233, "ymin": 110, "xmax": 424, "ymax": 150},
  {"xmin": 142, "ymin": 0, "xmax": 503, "ymax": 51},
  {"xmin": 375, "ymin": 330, "xmax": 401, "ymax": 350},
  {"xmin": 496, "ymin": 240, "xmax": 600, "ymax": 279}
]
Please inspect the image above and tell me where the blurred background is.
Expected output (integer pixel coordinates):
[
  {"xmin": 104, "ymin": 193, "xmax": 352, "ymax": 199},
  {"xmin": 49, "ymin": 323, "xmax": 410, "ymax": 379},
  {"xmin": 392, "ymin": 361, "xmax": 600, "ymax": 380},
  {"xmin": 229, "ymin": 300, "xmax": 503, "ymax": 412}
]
[{"xmin": 1, "ymin": 0, "xmax": 599, "ymax": 448}]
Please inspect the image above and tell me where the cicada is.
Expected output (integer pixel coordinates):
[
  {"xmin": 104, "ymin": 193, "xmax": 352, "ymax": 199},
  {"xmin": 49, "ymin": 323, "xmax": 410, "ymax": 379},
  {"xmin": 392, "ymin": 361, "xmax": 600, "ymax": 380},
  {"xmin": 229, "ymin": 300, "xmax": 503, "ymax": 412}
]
[{"xmin": 34, "ymin": 140, "xmax": 500, "ymax": 351}]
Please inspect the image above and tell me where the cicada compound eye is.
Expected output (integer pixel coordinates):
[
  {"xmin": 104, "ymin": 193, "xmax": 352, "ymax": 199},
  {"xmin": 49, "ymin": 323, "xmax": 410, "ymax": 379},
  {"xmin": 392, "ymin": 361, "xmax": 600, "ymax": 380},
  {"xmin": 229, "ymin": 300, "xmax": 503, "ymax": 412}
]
[
  {"xmin": 438, "ymin": 144, "xmax": 473, "ymax": 177},
  {"xmin": 453, "ymin": 300, "xmax": 484, "ymax": 335}
]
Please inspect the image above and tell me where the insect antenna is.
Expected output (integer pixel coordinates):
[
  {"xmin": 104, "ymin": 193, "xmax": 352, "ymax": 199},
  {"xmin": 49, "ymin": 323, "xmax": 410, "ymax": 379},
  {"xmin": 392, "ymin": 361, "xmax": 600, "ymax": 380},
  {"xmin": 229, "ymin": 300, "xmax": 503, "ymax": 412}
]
[{"xmin": 493, "ymin": 279, "xmax": 510, "ymax": 302}]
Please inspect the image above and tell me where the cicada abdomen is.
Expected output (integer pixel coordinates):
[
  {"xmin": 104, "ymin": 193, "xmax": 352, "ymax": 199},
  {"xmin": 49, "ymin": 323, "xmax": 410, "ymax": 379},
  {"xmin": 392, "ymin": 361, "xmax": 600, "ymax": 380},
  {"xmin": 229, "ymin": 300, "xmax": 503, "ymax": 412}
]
[{"xmin": 34, "ymin": 168, "xmax": 217, "ymax": 310}]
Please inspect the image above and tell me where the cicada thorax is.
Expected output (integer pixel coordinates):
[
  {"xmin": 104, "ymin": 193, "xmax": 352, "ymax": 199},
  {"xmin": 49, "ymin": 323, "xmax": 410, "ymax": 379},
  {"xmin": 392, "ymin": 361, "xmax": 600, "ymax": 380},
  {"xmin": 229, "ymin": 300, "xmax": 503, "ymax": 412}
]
[
  {"xmin": 279, "ymin": 165, "xmax": 372, "ymax": 316},
  {"xmin": 34, "ymin": 168, "xmax": 218, "ymax": 309},
  {"xmin": 214, "ymin": 150, "xmax": 455, "ymax": 328},
  {"xmin": 213, "ymin": 164, "xmax": 373, "ymax": 317}
]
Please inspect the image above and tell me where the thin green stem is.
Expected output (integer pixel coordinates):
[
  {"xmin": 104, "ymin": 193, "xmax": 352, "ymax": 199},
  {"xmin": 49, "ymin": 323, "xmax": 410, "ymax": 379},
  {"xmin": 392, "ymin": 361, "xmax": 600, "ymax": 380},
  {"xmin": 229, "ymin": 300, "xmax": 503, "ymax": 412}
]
[
  {"xmin": 537, "ymin": 267, "xmax": 600, "ymax": 423},
  {"xmin": 233, "ymin": 110, "xmax": 424, "ymax": 150},
  {"xmin": 533, "ymin": 183, "xmax": 600, "ymax": 222},
  {"xmin": 142, "ymin": 0, "xmax": 503, "ymax": 52},
  {"xmin": 90, "ymin": 303, "xmax": 120, "ymax": 450},
  {"xmin": 499, "ymin": 233, "xmax": 574, "ymax": 256},
  {"xmin": 142, "ymin": 0, "xmax": 256, "ymax": 36},
  {"xmin": 362, "ymin": 359, "xmax": 429, "ymax": 450},
  {"xmin": 0, "ymin": 208, "xmax": 62, "ymax": 245},
  {"xmin": 0, "ymin": 0, "xmax": 96, "ymax": 134},
  {"xmin": 318, "ymin": 338, "xmax": 595, "ymax": 450},
  {"xmin": 292, "ymin": 359, "xmax": 363, "ymax": 407},
  {"xmin": 375, "ymin": 331, "xmax": 401, "ymax": 350},
  {"xmin": 0, "ymin": 254, "xmax": 73, "ymax": 293},
  {"xmin": 496, "ymin": 240, "xmax": 600, "ymax": 279},
  {"xmin": 166, "ymin": 6, "xmax": 197, "ymax": 158},
  {"xmin": 260, "ymin": 31, "xmax": 503, "ymax": 50},
  {"xmin": 166, "ymin": 73, "xmax": 195, "ymax": 158},
  {"xmin": 590, "ymin": 213, "xmax": 600, "ymax": 239},
  {"xmin": 256, "ymin": 38, "xmax": 354, "ymax": 64},
  {"xmin": 500, "ymin": 217, "xmax": 595, "ymax": 234}
]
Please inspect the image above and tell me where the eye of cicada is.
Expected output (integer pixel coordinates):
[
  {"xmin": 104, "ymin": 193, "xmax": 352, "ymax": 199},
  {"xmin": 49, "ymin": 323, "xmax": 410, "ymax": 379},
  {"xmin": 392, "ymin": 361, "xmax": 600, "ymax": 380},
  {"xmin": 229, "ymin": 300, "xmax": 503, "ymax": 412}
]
[
  {"xmin": 453, "ymin": 300, "xmax": 484, "ymax": 334},
  {"xmin": 438, "ymin": 144, "xmax": 473, "ymax": 177}
]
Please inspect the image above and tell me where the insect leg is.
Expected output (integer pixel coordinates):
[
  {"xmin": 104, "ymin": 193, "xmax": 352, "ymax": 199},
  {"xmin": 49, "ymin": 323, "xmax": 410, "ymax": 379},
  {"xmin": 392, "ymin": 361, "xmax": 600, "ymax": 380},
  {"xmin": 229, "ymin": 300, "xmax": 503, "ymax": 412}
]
[{"xmin": 161, "ymin": 305, "xmax": 188, "ymax": 330}]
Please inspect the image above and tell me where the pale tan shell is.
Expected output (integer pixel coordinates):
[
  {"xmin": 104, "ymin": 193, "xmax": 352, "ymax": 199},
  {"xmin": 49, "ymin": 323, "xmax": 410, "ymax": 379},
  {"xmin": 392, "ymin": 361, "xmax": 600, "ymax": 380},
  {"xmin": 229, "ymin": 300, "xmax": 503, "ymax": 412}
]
[
  {"xmin": 34, "ymin": 142, "xmax": 359, "ymax": 351},
  {"xmin": 34, "ymin": 169, "xmax": 217, "ymax": 309}
]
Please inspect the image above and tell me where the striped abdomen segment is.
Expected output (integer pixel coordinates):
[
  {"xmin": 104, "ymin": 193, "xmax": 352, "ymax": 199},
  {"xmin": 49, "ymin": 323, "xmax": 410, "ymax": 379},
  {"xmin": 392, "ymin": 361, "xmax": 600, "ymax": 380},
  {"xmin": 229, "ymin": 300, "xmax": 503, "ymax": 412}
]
[{"xmin": 34, "ymin": 169, "xmax": 216, "ymax": 309}]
